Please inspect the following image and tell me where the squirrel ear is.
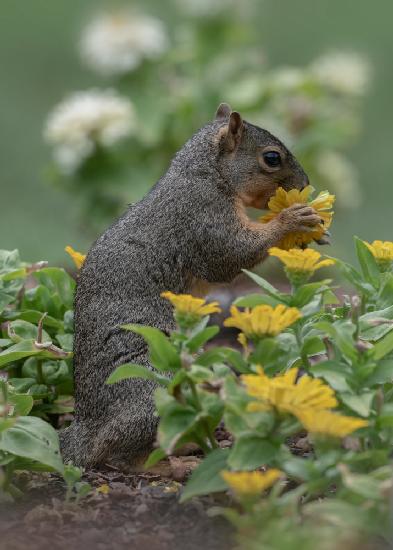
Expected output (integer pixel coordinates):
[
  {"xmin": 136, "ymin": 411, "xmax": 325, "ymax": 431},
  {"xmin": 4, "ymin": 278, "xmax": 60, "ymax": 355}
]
[
  {"xmin": 215, "ymin": 102, "xmax": 232, "ymax": 120},
  {"xmin": 224, "ymin": 111, "xmax": 243, "ymax": 151}
]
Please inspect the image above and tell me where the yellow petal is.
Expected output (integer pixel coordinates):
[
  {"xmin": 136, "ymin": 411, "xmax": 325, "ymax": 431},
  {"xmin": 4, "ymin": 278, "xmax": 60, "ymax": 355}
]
[{"xmin": 65, "ymin": 246, "xmax": 86, "ymax": 269}]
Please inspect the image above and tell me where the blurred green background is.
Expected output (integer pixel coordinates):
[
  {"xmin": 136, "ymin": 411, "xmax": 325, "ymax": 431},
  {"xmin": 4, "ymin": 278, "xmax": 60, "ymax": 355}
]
[{"xmin": 1, "ymin": 0, "xmax": 392, "ymax": 263}]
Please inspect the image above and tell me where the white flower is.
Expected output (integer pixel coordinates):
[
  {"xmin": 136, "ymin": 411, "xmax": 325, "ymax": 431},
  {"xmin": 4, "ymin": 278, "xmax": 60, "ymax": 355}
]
[
  {"xmin": 270, "ymin": 67, "xmax": 306, "ymax": 91},
  {"xmin": 310, "ymin": 52, "xmax": 370, "ymax": 96},
  {"xmin": 80, "ymin": 12, "xmax": 169, "ymax": 77},
  {"xmin": 44, "ymin": 89, "xmax": 135, "ymax": 175}
]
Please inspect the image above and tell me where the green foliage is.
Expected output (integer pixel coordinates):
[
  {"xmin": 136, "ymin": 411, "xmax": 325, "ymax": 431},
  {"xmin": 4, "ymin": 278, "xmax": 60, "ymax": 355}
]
[
  {"xmin": 63, "ymin": 464, "xmax": 91, "ymax": 504},
  {"xmin": 0, "ymin": 378, "xmax": 64, "ymax": 500},
  {"xmin": 2, "ymin": 236, "xmax": 393, "ymax": 545},
  {"xmin": 0, "ymin": 249, "xmax": 76, "ymax": 499},
  {"xmin": 109, "ymin": 236, "xmax": 393, "ymax": 548},
  {"xmin": 0, "ymin": 250, "xmax": 74, "ymax": 420}
]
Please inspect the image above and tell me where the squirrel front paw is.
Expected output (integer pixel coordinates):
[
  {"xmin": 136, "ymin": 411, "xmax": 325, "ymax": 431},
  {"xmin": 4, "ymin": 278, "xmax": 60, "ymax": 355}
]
[{"xmin": 276, "ymin": 203, "xmax": 322, "ymax": 234}]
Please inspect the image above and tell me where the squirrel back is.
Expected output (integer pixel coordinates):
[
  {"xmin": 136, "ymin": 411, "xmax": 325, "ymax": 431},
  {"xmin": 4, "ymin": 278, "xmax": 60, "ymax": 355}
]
[{"xmin": 60, "ymin": 103, "xmax": 316, "ymax": 469}]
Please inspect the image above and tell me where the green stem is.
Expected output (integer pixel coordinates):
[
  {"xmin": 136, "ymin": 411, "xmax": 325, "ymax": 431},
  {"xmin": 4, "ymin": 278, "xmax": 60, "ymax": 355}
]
[
  {"xmin": 36, "ymin": 360, "xmax": 44, "ymax": 385},
  {"xmin": 295, "ymin": 326, "xmax": 311, "ymax": 370},
  {"xmin": 190, "ymin": 381, "xmax": 218, "ymax": 451}
]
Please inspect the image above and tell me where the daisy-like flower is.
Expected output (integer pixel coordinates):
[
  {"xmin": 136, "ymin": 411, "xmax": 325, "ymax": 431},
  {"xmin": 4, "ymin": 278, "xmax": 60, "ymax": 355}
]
[
  {"xmin": 161, "ymin": 291, "xmax": 221, "ymax": 328},
  {"xmin": 80, "ymin": 12, "xmax": 169, "ymax": 77},
  {"xmin": 297, "ymin": 409, "xmax": 368, "ymax": 438},
  {"xmin": 242, "ymin": 367, "xmax": 338, "ymax": 415},
  {"xmin": 44, "ymin": 89, "xmax": 135, "ymax": 175},
  {"xmin": 221, "ymin": 469, "xmax": 282, "ymax": 496},
  {"xmin": 65, "ymin": 246, "xmax": 86, "ymax": 269},
  {"xmin": 364, "ymin": 240, "xmax": 393, "ymax": 272},
  {"xmin": 224, "ymin": 304, "xmax": 301, "ymax": 342},
  {"xmin": 260, "ymin": 186, "xmax": 335, "ymax": 250},
  {"xmin": 268, "ymin": 247, "xmax": 335, "ymax": 285},
  {"xmin": 310, "ymin": 52, "xmax": 370, "ymax": 96}
]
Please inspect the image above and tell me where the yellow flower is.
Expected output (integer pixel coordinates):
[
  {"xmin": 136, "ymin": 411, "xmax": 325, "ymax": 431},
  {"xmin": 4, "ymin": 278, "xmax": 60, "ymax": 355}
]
[
  {"xmin": 364, "ymin": 240, "xmax": 393, "ymax": 272},
  {"xmin": 297, "ymin": 409, "xmax": 368, "ymax": 438},
  {"xmin": 242, "ymin": 367, "xmax": 338, "ymax": 415},
  {"xmin": 96, "ymin": 483, "xmax": 110, "ymax": 495},
  {"xmin": 224, "ymin": 304, "xmax": 301, "ymax": 340},
  {"xmin": 65, "ymin": 245, "xmax": 86, "ymax": 269},
  {"xmin": 161, "ymin": 292, "xmax": 221, "ymax": 327},
  {"xmin": 260, "ymin": 186, "xmax": 335, "ymax": 250},
  {"xmin": 221, "ymin": 469, "xmax": 282, "ymax": 496},
  {"xmin": 268, "ymin": 247, "xmax": 335, "ymax": 274}
]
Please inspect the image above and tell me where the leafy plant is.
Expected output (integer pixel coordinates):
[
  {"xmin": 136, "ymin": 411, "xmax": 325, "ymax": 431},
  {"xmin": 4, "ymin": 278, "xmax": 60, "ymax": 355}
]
[
  {"xmin": 0, "ymin": 378, "xmax": 64, "ymax": 500},
  {"xmin": 108, "ymin": 236, "xmax": 393, "ymax": 548},
  {"xmin": 0, "ymin": 249, "xmax": 74, "ymax": 422}
]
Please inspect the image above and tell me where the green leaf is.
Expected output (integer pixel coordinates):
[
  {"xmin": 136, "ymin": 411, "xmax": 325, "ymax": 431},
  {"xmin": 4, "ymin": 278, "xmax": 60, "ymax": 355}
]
[
  {"xmin": 56, "ymin": 333, "xmax": 73, "ymax": 352},
  {"xmin": 334, "ymin": 258, "xmax": 374, "ymax": 295},
  {"xmin": 8, "ymin": 393, "xmax": 34, "ymax": 416},
  {"xmin": 340, "ymin": 469, "xmax": 382, "ymax": 500},
  {"xmin": 186, "ymin": 326, "xmax": 219, "ymax": 353},
  {"xmin": 0, "ymin": 340, "xmax": 43, "ymax": 367},
  {"xmin": 311, "ymin": 361, "xmax": 353, "ymax": 392},
  {"xmin": 0, "ymin": 416, "xmax": 64, "ymax": 474},
  {"xmin": 2, "ymin": 310, "xmax": 63, "ymax": 330},
  {"xmin": 7, "ymin": 378, "xmax": 36, "ymax": 393},
  {"xmin": 121, "ymin": 325, "xmax": 180, "ymax": 372},
  {"xmin": 291, "ymin": 281, "xmax": 331, "ymax": 308},
  {"xmin": 340, "ymin": 392, "xmax": 374, "ymax": 417},
  {"xmin": 376, "ymin": 403, "xmax": 393, "ymax": 428},
  {"xmin": 354, "ymin": 236, "xmax": 380, "ymax": 289},
  {"xmin": 250, "ymin": 338, "xmax": 288, "ymax": 372},
  {"xmin": 366, "ymin": 359, "xmax": 393, "ymax": 385},
  {"xmin": 195, "ymin": 347, "xmax": 249, "ymax": 374},
  {"xmin": 33, "ymin": 268, "xmax": 75, "ymax": 310},
  {"xmin": 234, "ymin": 294, "xmax": 280, "ymax": 307},
  {"xmin": 360, "ymin": 305, "xmax": 393, "ymax": 341},
  {"xmin": 242, "ymin": 270, "xmax": 289, "ymax": 303},
  {"xmin": 228, "ymin": 433, "xmax": 278, "ymax": 470},
  {"xmin": 314, "ymin": 320, "xmax": 358, "ymax": 363},
  {"xmin": 0, "ymin": 291, "xmax": 14, "ymax": 313},
  {"xmin": 180, "ymin": 448, "xmax": 229, "ymax": 502},
  {"xmin": 107, "ymin": 363, "xmax": 169, "ymax": 386},
  {"xmin": 7, "ymin": 320, "xmax": 51, "ymax": 343},
  {"xmin": 158, "ymin": 405, "xmax": 199, "ymax": 454},
  {"xmin": 378, "ymin": 274, "xmax": 393, "ymax": 308},
  {"xmin": 371, "ymin": 330, "xmax": 393, "ymax": 360},
  {"xmin": 0, "ymin": 418, "xmax": 16, "ymax": 434},
  {"xmin": 301, "ymin": 336, "xmax": 325, "ymax": 357},
  {"xmin": 144, "ymin": 448, "xmax": 167, "ymax": 469}
]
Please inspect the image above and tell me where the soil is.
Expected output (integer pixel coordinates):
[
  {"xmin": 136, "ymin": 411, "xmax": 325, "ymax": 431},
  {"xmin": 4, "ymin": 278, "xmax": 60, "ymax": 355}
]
[{"xmin": 0, "ymin": 466, "xmax": 233, "ymax": 550}]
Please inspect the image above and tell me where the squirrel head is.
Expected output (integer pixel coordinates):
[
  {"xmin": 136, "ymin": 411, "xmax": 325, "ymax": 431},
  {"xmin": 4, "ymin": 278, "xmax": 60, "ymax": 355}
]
[{"xmin": 214, "ymin": 103, "xmax": 309, "ymax": 209}]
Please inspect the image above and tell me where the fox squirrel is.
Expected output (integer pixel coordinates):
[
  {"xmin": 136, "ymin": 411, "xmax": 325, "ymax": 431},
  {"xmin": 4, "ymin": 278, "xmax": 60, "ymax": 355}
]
[{"xmin": 60, "ymin": 103, "xmax": 322, "ymax": 469}]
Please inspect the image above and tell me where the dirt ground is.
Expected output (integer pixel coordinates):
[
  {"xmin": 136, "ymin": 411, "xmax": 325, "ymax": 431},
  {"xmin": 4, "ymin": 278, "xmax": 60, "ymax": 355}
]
[{"xmin": 0, "ymin": 466, "xmax": 233, "ymax": 550}]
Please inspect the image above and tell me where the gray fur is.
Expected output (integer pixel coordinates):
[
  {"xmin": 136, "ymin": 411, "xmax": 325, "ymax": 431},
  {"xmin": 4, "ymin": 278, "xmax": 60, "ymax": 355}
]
[{"xmin": 60, "ymin": 106, "xmax": 313, "ymax": 469}]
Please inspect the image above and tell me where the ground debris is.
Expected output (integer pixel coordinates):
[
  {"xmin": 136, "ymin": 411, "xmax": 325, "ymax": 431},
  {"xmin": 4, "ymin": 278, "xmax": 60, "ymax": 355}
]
[{"xmin": 0, "ymin": 469, "xmax": 232, "ymax": 550}]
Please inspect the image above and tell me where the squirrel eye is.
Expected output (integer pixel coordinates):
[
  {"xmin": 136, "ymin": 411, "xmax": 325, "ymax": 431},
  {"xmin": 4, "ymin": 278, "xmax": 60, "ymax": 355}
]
[{"xmin": 263, "ymin": 151, "xmax": 281, "ymax": 168}]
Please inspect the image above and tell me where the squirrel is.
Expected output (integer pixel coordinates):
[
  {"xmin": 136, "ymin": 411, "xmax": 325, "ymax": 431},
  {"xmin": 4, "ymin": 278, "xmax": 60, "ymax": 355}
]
[{"xmin": 60, "ymin": 103, "xmax": 323, "ymax": 469}]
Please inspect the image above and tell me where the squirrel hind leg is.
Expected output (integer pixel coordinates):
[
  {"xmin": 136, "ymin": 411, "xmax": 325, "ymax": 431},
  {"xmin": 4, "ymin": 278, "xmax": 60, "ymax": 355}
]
[
  {"xmin": 92, "ymin": 408, "xmax": 159, "ymax": 471},
  {"xmin": 59, "ymin": 410, "xmax": 159, "ymax": 471},
  {"xmin": 59, "ymin": 421, "xmax": 102, "ymax": 468}
]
